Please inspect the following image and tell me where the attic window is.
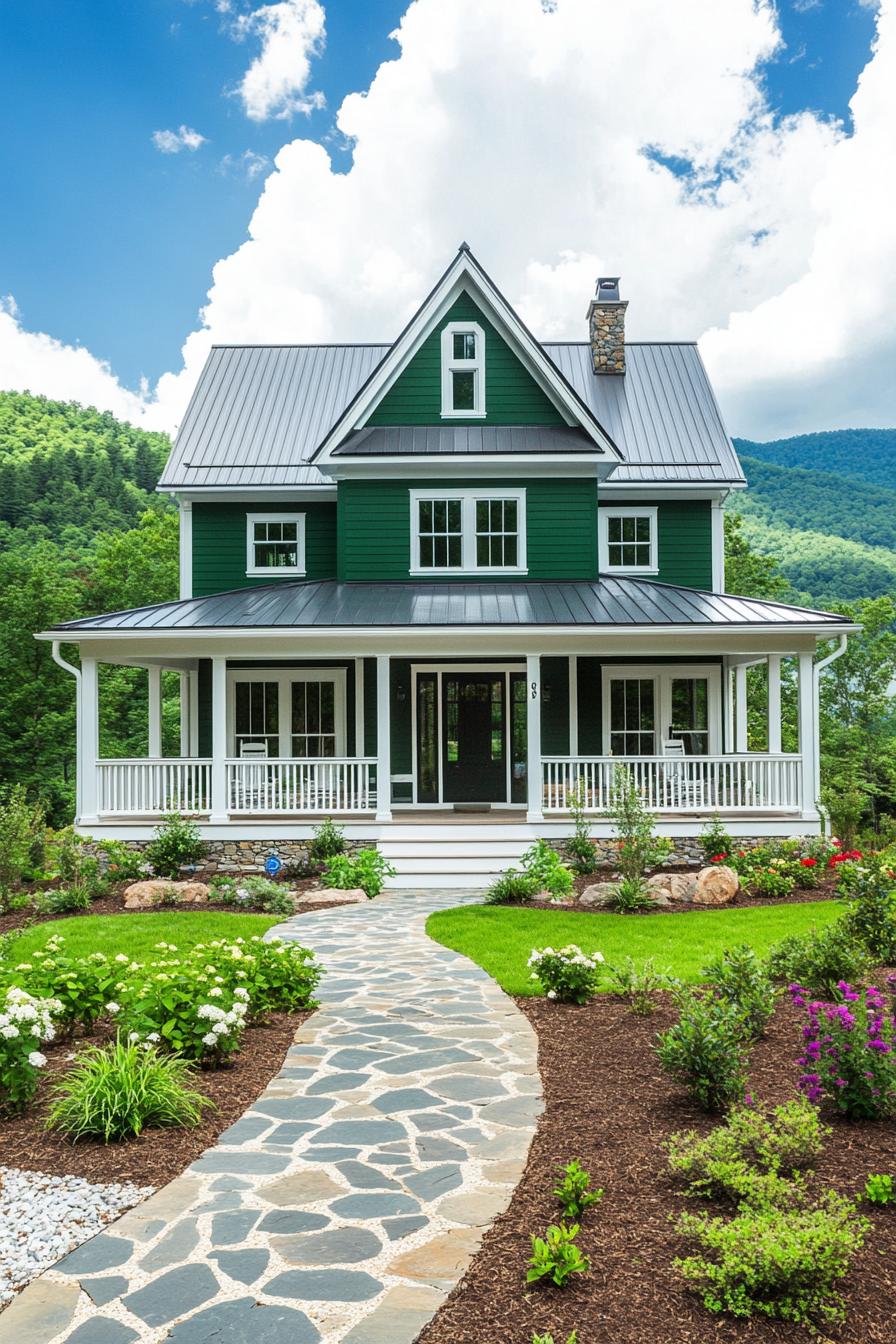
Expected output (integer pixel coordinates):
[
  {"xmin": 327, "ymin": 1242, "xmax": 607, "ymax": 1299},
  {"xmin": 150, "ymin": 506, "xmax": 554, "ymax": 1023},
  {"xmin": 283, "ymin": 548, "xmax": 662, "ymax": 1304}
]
[
  {"xmin": 246, "ymin": 513, "xmax": 306, "ymax": 576},
  {"xmin": 441, "ymin": 321, "xmax": 485, "ymax": 418}
]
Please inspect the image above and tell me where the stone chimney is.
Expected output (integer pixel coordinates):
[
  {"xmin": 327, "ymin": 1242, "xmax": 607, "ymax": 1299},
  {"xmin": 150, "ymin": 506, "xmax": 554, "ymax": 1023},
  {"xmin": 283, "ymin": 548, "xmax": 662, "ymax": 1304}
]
[{"xmin": 588, "ymin": 276, "xmax": 628, "ymax": 375}]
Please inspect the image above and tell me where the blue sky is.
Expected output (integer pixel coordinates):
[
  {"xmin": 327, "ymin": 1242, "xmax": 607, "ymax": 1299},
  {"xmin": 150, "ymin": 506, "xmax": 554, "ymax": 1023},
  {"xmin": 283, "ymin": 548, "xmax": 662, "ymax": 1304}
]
[{"xmin": 0, "ymin": 1, "xmax": 890, "ymax": 439}]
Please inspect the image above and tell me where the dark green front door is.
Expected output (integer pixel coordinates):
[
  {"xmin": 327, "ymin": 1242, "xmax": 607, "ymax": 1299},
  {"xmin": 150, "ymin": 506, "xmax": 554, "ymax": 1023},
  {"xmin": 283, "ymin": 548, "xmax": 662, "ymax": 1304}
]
[{"xmin": 442, "ymin": 674, "xmax": 506, "ymax": 803}]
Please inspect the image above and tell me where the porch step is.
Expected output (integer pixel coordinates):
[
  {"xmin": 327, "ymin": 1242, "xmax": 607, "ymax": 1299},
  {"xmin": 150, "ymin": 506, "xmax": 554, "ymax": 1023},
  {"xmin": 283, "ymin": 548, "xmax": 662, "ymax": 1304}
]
[{"xmin": 378, "ymin": 833, "xmax": 530, "ymax": 890}]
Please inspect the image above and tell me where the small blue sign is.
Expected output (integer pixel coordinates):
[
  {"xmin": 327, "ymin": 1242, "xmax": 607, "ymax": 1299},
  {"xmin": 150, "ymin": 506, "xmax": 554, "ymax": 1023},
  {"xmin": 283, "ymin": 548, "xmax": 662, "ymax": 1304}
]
[{"xmin": 265, "ymin": 854, "xmax": 283, "ymax": 877}]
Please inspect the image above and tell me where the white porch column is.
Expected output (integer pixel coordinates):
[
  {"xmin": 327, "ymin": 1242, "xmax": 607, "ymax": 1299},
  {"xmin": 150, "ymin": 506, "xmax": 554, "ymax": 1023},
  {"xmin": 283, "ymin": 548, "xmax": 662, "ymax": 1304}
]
[
  {"xmin": 568, "ymin": 655, "xmax": 578, "ymax": 757},
  {"xmin": 179, "ymin": 500, "xmax": 192, "ymax": 600},
  {"xmin": 355, "ymin": 658, "xmax": 365, "ymax": 759},
  {"xmin": 734, "ymin": 663, "xmax": 748, "ymax": 753},
  {"xmin": 210, "ymin": 656, "xmax": 228, "ymax": 822},
  {"xmin": 767, "ymin": 655, "xmax": 782, "ymax": 755},
  {"xmin": 526, "ymin": 654, "xmax": 543, "ymax": 823},
  {"xmin": 148, "ymin": 666, "xmax": 163, "ymax": 757},
  {"xmin": 723, "ymin": 660, "xmax": 734, "ymax": 752},
  {"xmin": 179, "ymin": 672, "xmax": 190, "ymax": 757},
  {"xmin": 80, "ymin": 657, "xmax": 100, "ymax": 824},
  {"xmin": 188, "ymin": 671, "xmax": 199, "ymax": 757},
  {"xmin": 798, "ymin": 650, "xmax": 817, "ymax": 818},
  {"xmin": 375, "ymin": 655, "xmax": 392, "ymax": 821},
  {"xmin": 711, "ymin": 499, "xmax": 725, "ymax": 592}
]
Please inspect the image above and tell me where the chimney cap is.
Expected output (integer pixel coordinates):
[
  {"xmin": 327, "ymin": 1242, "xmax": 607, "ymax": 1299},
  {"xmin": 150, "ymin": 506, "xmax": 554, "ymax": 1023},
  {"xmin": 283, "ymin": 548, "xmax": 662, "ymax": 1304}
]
[{"xmin": 595, "ymin": 276, "xmax": 621, "ymax": 301}]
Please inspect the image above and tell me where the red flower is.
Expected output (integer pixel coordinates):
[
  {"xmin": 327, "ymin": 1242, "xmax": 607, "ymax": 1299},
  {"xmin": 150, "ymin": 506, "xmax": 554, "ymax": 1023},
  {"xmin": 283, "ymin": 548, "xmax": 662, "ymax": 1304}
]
[
  {"xmin": 800, "ymin": 857, "xmax": 817, "ymax": 868},
  {"xmin": 710, "ymin": 853, "xmax": 727, "ymax": 863}
]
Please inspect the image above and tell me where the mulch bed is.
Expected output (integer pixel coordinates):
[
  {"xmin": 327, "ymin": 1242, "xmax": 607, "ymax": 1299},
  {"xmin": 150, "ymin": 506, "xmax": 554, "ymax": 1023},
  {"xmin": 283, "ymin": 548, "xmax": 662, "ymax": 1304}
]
[
  {"xmin": 418, "ymin": 993, "xmax": 896, "ymax": 1344},
  {"xmin": 0, "ymin": 1010, "xmax": 309, "ymax": 1188}
]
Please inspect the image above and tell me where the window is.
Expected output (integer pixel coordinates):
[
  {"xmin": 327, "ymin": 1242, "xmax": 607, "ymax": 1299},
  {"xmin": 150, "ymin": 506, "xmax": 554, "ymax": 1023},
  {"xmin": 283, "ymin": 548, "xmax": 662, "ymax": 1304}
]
[
  {"xmin": 601, "ymin": 664, "xmax": 721, "ymax": 756},
  {"xmin": 410, "ymin": 489, "xmax": 526, "ymax": 573},
  {"xmin": 246, "ymin": 513, "xmax": 305, "ymax": 576},
  {"xmin": 598, "ymin": 507, "xmax": 658, "ymax": 573},
  {"xmin": 440, "ymin": 321, "xmax": 486, "ymax": 417},
  {"xmin": 229, "ymin": 669, "xmax": 345, "ymax": 757}
]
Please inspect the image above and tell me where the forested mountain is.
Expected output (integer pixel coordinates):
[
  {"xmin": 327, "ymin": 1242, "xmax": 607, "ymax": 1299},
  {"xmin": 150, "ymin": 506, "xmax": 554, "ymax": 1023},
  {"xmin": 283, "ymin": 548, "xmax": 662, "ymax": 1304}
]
[{"xmin": 734, "ymin": 428, "xmax": 896, "ymax": 491}]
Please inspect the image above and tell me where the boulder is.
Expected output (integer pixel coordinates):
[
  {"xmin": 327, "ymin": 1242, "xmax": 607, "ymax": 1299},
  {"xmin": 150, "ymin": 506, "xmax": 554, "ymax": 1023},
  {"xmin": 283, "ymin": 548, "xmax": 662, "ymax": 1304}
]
[
  {"xmin": 123, "ymin": 880, "xmax": 210, "ymax": 909},
  {"xmin": 578, "ymin": 882, "xmax": 619, "ymax": 908},
  {"xmin": 667, "ymin": 872, "xmax": 698, "ymax": 903},
  {"xmin": 296, "ymin": 887, "xmax": 367, "ymax": 905},
  {"xmin": 692, "ymin": 865, "xmax": 739, "ymax": 906}
]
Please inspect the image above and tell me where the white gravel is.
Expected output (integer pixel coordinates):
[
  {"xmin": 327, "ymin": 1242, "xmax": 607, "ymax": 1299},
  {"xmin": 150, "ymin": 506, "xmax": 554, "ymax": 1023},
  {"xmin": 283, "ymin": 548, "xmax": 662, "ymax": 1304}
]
[{"xmin": 0, "ymin": 1166, "xmax": 154, "ymax": 1306}]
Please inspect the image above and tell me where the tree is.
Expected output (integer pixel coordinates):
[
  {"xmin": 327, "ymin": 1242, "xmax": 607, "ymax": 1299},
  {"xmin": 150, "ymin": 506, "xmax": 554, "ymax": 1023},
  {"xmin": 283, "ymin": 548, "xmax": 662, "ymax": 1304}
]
[{"xmin": 724, "ymin": 513, "xmax": 791, "ymax": 600}]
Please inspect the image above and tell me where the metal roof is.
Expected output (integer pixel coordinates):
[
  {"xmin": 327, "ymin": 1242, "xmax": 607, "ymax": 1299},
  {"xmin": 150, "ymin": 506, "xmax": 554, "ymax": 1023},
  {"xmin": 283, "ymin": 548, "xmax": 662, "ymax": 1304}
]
[
  {"xmin": 331, "ymin": 425, "xmax": 597, "ymax": 457},
  {"xmin": 159, "ymin": 341, "xmax": 744, "ymax": 490},
  {"xmin": 51, "ymin": 577, "xmax": 850, "ymax": 633}
]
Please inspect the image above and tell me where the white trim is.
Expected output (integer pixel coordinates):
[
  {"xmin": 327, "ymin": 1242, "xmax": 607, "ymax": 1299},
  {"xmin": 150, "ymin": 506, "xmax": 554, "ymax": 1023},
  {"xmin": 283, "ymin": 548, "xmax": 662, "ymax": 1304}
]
[
  {"xmin": 734, "ymin": 664, "xmax": 748, "ymax": 753},
  {"xmin": 312, "ymin": 250, "xmax": 622, "ymax": 463},
  {"xmin": 798, "ymin": 651, "xmax": 818, "ymax": 820},
  {"xmin": 178, "ymin": 500, "xmax": 192, "ymax": 600},
  {"xmin": 767, "ymin": 655, "xmax": 782, "ymax": 755},
  {"xmin": 600, "ymin": 482, "xmax": 742, "ymax": 499},
  {"xmin": 245, "ymin": 512, "xmax": 306, "ymax": 577},
  {"xmin": 355, "ymin": 657, "xmax": 365, "ymax": 758},
  {"xmin": 147, "ymin": 665, "xmax": 163, "ymax": 757},
  {"xmin": 711, "ymin": 499, "xmax": 725, "ymax": 593},
  {"xmin": 210, "ymin": 656, "xmax": 228, "ymax": 823},
  {"xmin": 440, "ymin": 320, "xmax": 486, "ymax": 418},
  {"xmin": 376, "ymin": 655, "xmax": 392, "ymax": 821},
  {"xmin": 569, "ymin": 654, "xmax": 578, "ymax": 757},
  {"xmin": 80, "ymin": 657, "xmax": 99, "ymax": 825},
  {"xmin": 526, "ymin": 654, "xmax": 543, "ymax": 821},
  {"xmin": 188, "ymin": 670, "xmax": 199, "ymax": 757},
  {"xmin": 409, "ymin": 488, "xmax": 527, "ymax": 576},
  {"xmin": 166, "ymin": 487, "xmax": 337, "ymax": 503},
  {"xmin": 598, "ymin": 505, "xmax": 659, "ymax": 575},
  {"xmin": 226, "ymin": 668, "xmax": 346, "ymax": 758},
  {"xmin": 601, "ymin": 663, "xmax": 722, "ymax": 756}
]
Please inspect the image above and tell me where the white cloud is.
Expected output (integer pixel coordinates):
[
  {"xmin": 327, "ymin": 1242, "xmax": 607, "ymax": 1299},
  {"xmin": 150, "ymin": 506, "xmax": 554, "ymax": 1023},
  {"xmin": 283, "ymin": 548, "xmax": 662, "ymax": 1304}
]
[
  {"xmin": 4, "ymin": 0, "xmax": 896, "ymax": 444},
  {"xmin": 219, "ymin": 149, "xmax": 271, "ymax": 179},
  {"xmin": 152, "ymin": 125, "xmax": 207, "ymax": 153},
  {"xmin": 231, "ymin": 0, "xmax": 325, "ymax": 121}
]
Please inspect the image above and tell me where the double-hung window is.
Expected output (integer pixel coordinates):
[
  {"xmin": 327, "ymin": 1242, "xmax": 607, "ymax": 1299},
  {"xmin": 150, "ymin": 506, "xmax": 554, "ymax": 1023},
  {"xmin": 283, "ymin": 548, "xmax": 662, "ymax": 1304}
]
[
  {"xmin": 246, "ymin": 513, "xmax": 306, "ymax": 576},
  {"xmin": 411, "ymin": 489, "xmax": 526, "ymax": 574},
  {"xmin": 440, "ymin": 321, "xmax": 485, "ymax": 417},
  {"xmin": 598, "ymin": 506, "xmax": 658, "ymax": 574}
]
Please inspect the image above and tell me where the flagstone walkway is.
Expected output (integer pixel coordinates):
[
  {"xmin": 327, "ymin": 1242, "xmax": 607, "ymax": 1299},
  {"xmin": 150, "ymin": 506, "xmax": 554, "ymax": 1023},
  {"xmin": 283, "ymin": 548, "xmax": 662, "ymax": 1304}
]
[{"xmin": 0, "ymin": 890, "xmax": 542, "ymax": 1344}]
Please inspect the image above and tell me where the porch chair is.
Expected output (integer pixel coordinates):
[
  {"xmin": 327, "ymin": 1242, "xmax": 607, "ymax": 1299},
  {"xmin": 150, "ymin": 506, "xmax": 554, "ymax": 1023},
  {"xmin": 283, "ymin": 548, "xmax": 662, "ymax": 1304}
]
[
  {"xmin": 234, "ymin": 741, "xmax": 269, "ymax": 811},
  {"xmin": 660, "ymin": 737, "xmax": 700, "ymax": 809}
]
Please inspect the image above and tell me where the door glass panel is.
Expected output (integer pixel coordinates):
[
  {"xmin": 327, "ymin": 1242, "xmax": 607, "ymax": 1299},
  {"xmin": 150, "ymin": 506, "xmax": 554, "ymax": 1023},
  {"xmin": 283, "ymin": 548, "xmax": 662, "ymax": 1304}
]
[
  {"xmin": 511, "ymin": 674, "xmax": 527, "ymax": 803},
  {"xmin": 446, "ymin": 679, "xmax": 459, "ymax": 762},
  {"xmin": 490, "ymin": 679, "xmax": 503, "ymax": 761},
  {"xmin": 291, "ymin": 680, "xmax": 337, "ymax": 758},
  {"xmin": 416, "ymin": 674, "xmax": 438, "ymax": 803},
  {"xmin": 670, "ymin": 677, "xmax": 709, "ymax": 754},
  {"xmin": 609, "ymin": 678, "xmax": 655, "ymax": 756},
  {"xmin": 234, "ymin": 681, "xmax": 279, "ymax": 756}
]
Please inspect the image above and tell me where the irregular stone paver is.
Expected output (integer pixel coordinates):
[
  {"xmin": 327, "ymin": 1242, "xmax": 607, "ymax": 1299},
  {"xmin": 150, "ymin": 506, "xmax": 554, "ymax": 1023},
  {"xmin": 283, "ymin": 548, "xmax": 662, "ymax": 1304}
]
[{"xmin": 4, "ymin": 890, "xmax": 541, "ymax": 1343}]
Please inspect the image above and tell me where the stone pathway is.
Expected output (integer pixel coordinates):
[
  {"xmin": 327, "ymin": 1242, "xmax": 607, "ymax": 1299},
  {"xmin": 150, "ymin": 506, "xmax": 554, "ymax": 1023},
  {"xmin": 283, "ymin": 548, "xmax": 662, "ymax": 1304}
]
[{"xmin": 0, "ymin": 891, "xmax": 542, "ymax": 1344}]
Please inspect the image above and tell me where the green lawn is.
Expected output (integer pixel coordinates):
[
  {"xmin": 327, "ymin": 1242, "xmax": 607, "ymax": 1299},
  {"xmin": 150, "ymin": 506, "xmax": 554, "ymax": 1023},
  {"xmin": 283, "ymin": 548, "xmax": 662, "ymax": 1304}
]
[
  {"xmin": 426, "ymin": 901, "xmax": 841, "ymax": 996},
  {"xmin": 3, "ymin": 913, "xmax": 282, "ymax": 968}
]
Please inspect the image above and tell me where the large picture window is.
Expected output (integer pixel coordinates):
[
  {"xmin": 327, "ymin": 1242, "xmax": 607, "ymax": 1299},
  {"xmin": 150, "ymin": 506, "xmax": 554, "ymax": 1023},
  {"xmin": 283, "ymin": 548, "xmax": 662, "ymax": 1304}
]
[
  {"xmin": 410, "ymin": 489, "xmax": 526, "ymax": 574},
  {"xmin": 440, "ymin": 321, "xmax": 486, "ymax": 418},
  {"xmin": 598, "ymin": 507, "xmax": 658, "ymax": 574},
  {"xmin": 246, "ymin": 513, "xmax": 306, "ymax": 576},
  {"xmin": 229, "ymin": 669, "xmax": 345, "ymax": 757}
]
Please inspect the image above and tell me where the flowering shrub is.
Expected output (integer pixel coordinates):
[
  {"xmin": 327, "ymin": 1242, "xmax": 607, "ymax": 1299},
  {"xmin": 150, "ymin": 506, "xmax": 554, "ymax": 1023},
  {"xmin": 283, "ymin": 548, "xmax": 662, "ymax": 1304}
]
[
  {"xmin": 828, "ymin": 847, "xmax": 863, "ymax": 870},
  {"xmin": 208, "ymin": 875, "xmax": 295, "ymax": 916},
  {"xmin": 766, "ymin": 923, "xmax": 872, "ymax": 999},
  {"xmin": 750, "ymin": 867, "xmax": 796, "ymax": 900},
  {"xmin": 237, "ymin": 937, "xmax": 320, "ymax": 1020},
  {"xmin": 656, "ymin": 989, "xmax": 750, "ymax": 1112},
  {"xmin": 12, "ymin": 937, "xmax": 119, "ymax": 1033},
  {"xmin": 699, "ymin": 816, "xmax": 735, "ymax": 864},
  {"xmin": 790, "ymin": 980, "xmax": 896, "ymax": 1119},
  {"xmin": 521, "ymin": 841, "xmax": 574, "ymax": 900},
  {"xmin": 528, "ymin": 944, "xmax": 604, "ymax": 1003},
  {"xmin": 121, "ymin": 962, "xmax": 249, "ymax": 1067},
  {"xmin": 0, "ymin": 986, "xmax": 60, "ymax": 1115}
]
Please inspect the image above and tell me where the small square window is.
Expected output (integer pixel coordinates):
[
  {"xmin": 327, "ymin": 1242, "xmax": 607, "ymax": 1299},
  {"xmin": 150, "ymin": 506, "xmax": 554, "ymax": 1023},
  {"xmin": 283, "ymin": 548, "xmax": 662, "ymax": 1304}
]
[
  {"xmin": 602, "ymin": 510, "xmax": 656, "ymax": 572},
  {"xmin": 247, "ymin": 514, "xmax": 305, "ymax": 575},
  {"xmin": 453, "ymin": 331, "xmax": 476, "ymax": 360}
]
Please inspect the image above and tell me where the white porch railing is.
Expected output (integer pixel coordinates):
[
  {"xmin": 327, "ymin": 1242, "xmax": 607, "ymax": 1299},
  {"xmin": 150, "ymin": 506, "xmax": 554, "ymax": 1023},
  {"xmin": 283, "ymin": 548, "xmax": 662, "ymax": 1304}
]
[
  {"xmin": 226, "ymin": 758, "xmax": 377, "ymax": 814},
  {"xmin": 97, "ymin": 758, "xmax": 213, "ymax": 816},
  {"xmin": 542, "ymin": 754, "xmax": 803, "ymax": 814}
]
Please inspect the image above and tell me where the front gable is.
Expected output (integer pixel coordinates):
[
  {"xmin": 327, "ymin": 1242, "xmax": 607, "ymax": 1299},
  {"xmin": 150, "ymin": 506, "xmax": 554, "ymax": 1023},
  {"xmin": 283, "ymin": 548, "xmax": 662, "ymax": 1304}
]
[{"xmin": 367, "ymin": 292, "xmax": 565, "ymax": 428}]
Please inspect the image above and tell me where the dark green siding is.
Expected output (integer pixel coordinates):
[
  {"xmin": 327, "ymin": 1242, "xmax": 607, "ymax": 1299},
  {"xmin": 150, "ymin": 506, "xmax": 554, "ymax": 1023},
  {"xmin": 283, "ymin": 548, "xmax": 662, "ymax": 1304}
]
[
  {"xmin": 363, "ymin": 657, "xmax": 377, "ymax": 757},
  {"xmin": 338, "ymin": 478, "xmax": 597, "ymax": 580},
  {"xmin": 192, "ymin": 501, "xmax": 337, "ymax": 597},
  {"xmin": 576, "ymin": 658, "xmax": 602, "ymax": 753},
  {"xmin": 197, "ymin": 659, "xmax": 212, "ymax": 757},
  {"xmin": 541, "ymin": 657, "xmax": 570, "ymax": 755},
  {"xmin": 598, "ymin": 499, "xmax": 713, "ymax": 590},
  {"xmin": 368, "ymin": 292, "xmax": 564, "ymax": 427}
]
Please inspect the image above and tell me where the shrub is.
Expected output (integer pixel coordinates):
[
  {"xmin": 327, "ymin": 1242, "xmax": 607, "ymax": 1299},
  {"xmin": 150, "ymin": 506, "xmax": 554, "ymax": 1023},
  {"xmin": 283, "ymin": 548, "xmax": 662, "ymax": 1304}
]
[
  {"xmin": 144, "ymin": 812, "xmax": 206, "ymax": 879},
  {"xmin": 666, "ymin": 1098, "xmax": 827, "ymax": 1205},
  {"xmin": 484, "ymin": 869, "xmax": 539, "ymax": 905},
  {"xmin": 750, "ymin": 867, "xmax": 796, "ymax": 900},
  {"xmin": 0, "ymin": 986, "xmax": 60, "ymax": 1116},
  {"xmin": 554, "ymin": 1159, "xmax": 603, "ymax": 1220},
  {"xmin": 527, "ymin": 1222, "xmax": 590, "ymax": 1287},
  {"xmin": 120, "ymin": 957, "xmax": 249, "ymax": 1067},
  {"xmin": 308, "ymin": 816, "xmax": 345, "ymax": 862},
  {"xmin": 237, "ymin": 937, "xmax": 320, "ymax": 1019},
  {"xmin": 14, "ymin": 937, "xmax": 119, "ymax": 1033},
  {"xmin": 820, "ymin": 784, "xmax": 866, "ymax": 852},
  {"xmin": 565, "ymin": 781, "xmax": 597, "ymax": 874},
  {"xmin": 790, "ymin": 981, "xmax": 896, "ymax": 1119},
  {"xmin": 47, "ymin": 1038, "xmax": 209, "ymax": 1141},
  {"xmin": 208, "ymin": 875, "xmax": 295, "ymax": 916},
  {"xmin": 528, "ymin": 944, "xmax": 604, "ymax": 1003},
  {"xmin": 699, "ymin": 816, "xmax": 735, "ymax": 863},
  {"xmin": 96, "ymin": 839, "xmax": 147, "ymax": 883},
  {"xmin": 837, "ymin": 856, "xmax": 896, "ymax": 963},
  {"xmin": 605, "ymin": 955, "xmax": 674, "ymax": 1014},
  {"xmin": 863, "ymin": 1173, "xmax": 895, "ymax": 1206},
  {"xmin": 766, "ymin": 922, "xmax": 872, "ymax": 999},
  {"xmin": 702, "ymin": 944, "xmax": 776, "ymax": 1041},
  {"xmin": 656, "ymin": 989, "xmax": 749, "ymax": 1112},
  {"xmin": 605, "ymin": 766, "xmax": 672, "ymax": 907},
  {"xmin": 794, "ymin": 856, "xmax": 820, "ymax": 889},
  {"xmin": 322, "ymin": 848, "xmax": 395, "ymax": 899},
  {"xmin": 34, "ymin": 886, "xmax": 93, "ymax": 916},
  {"xmin": 0, "ymin": 786, "xmax": 45, "ymax": 904},
  {"xmin": 521, "ymin": 840, "xmax": 574, "ymax": 900},
  {"xmin": 44, "ymin": 828, "xmax": 106, "ymax": 900},
  {"xmin": 674, "ymin": 1192, "xmax": 868, "ymax": 1328}
]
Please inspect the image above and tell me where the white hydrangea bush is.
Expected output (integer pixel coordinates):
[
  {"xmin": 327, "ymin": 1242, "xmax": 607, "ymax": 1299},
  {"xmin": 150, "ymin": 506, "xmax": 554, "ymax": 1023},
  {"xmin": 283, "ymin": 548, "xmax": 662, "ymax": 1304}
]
[
  {"xmin": 0, "ymin": 986, "xmax": 61, "ymax": 1115},
  {"xmin": 527, "ymin": 944, "xmax": 605, "ymax": 1004}
]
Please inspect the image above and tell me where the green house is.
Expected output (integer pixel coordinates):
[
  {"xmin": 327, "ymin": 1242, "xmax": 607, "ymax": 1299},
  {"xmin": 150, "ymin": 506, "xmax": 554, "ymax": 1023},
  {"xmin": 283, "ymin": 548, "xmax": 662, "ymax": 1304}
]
[{"xmin": 39, "ymin": 247, "xmax": 855, "ymax": 883}]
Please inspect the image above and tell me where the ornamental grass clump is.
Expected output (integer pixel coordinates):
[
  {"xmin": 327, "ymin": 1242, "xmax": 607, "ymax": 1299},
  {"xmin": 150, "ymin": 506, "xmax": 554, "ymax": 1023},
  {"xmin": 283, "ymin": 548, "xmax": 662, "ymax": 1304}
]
[
  {"xmin": 47, "ymin": 1037, "xmax": 210, "ymax": 1141},
  {"xmin": 656, "ymin": 989, "xmax": 750, "ymax": 1112},
  {"xmin": 0, "ymin": 986, "xmax": 60, "ymax": 1116},
  {"xmin": 702, "ymin": 944, "xmax": 777, "ymax": 1041},
  {"xmin": 485, "ymin": 868, "xmax": 539, "ymax": 905},
  {"xmin": 790, "ymin": 979, "xmax": 896, "ymax": 1119},
  {"xmin": 527, "ymin": 944, "xmax": 604, "ymax": 1003}
]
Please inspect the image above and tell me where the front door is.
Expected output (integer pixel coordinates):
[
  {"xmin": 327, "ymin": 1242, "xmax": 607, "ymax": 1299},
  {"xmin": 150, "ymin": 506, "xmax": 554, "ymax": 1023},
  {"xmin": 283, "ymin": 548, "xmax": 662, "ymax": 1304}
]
[{"xmin": 442, "ymin": 674, "xmax": 506, "ymax": 803}]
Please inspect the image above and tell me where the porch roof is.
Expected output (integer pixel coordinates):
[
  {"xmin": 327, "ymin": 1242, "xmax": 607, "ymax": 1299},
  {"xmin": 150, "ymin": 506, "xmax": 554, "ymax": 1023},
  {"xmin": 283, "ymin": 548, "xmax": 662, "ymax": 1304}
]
[{"xmin": 46, "ymin": 577, "xmax": 855, "ymax": 635}]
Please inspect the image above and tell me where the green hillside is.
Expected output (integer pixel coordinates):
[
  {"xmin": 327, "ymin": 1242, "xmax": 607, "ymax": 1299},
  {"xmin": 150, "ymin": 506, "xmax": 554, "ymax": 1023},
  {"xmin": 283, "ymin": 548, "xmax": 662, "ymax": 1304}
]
[{"xmin": 734, "ymin": 428, "xmax": 896, "ymax": 490}]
